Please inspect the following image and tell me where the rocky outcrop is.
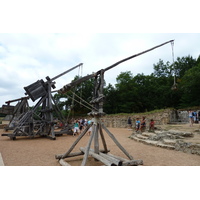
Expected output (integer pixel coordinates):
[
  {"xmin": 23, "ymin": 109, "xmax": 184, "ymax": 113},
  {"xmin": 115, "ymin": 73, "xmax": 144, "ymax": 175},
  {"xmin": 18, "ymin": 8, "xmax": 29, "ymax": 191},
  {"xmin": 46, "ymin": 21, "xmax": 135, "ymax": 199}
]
[{"xmin": 129, "ymin": 129, "xmax": 200, "ymax": 156}]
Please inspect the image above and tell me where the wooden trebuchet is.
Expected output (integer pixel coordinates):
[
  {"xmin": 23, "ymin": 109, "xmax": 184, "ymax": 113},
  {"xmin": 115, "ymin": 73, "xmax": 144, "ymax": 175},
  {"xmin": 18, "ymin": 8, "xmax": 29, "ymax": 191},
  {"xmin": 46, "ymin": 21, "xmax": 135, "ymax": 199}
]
[
  {"xmin": 55, "ymin": 40, "xmax": 174, "ymax": 166},
  {"xmin": 2, "ymin": 63, "xmax": 83, "ymax": 140}
]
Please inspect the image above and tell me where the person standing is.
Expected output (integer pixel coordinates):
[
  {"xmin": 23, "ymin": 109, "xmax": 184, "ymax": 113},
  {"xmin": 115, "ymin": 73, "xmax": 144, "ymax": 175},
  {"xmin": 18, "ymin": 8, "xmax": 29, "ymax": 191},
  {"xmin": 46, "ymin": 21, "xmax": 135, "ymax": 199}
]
[
  {"xmin": 140, "ymin": 116, "xmax": 146, "ymax": 132},
  {"xmin": 149, "ymin": 119, "xmax": 155, "ymax": 132},
  {"xmin": 188, "ymin": 110, "xmax": 194, "ymax": 127},
  {"xmin": 135, "ymin": 118, "xmax": 140, "ymax": 132},
  {"xmin": 193, "ymin": 110, "xmax": 197, "ymax": 123},
  {"xmin": 87, "ymin": 119, "xmax": 93, "ymax": 136},
  {"xmin": 73, "ymin": 120, "xmax": 80, "ymax": 136},
  {"xmin": 127, "ymin": 117, "xmax": 132, "ymax": 130}
]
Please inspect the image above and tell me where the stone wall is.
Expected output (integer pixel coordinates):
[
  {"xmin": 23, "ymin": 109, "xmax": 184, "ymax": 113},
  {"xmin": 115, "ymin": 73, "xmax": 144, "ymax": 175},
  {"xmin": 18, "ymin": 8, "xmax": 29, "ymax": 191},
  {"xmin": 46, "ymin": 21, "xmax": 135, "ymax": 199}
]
[
  {"xmin": 170, "ymin": 110, "xmax": 189, "ymax": 123},
  {"xmin": 101, "ymin": 109, "xmax": 172, "ymax": 128}
]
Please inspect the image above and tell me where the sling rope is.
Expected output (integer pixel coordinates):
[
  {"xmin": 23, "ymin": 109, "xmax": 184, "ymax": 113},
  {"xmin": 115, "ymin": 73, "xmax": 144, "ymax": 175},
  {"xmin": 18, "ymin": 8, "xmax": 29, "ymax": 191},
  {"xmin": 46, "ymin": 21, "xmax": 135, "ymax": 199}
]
[
  {"xmin": 66, "ymin": 93, "xmax": 97, "ymax": 111},
  {"xmin": 171, "ymin": 41, "xmax": 177, "ymax": 90},
  {"xmin": 78, "ymin": 64, "xmax": 83, "ymax": 106},
  {"xmin": 69, "ymin": 90, "xmax": 98, "ymax": 111},
  {"xmin": 66, "ymin": 65, "xmax": 81, "ymax": 122}
]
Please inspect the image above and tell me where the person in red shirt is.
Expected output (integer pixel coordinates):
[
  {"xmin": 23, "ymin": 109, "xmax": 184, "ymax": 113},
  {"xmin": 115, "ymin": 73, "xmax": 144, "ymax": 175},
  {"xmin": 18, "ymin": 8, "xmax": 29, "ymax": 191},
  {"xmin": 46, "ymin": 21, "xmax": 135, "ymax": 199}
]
[{"xmin": 149, "ymin": 119, "xmax": 155, "ymax": 132}]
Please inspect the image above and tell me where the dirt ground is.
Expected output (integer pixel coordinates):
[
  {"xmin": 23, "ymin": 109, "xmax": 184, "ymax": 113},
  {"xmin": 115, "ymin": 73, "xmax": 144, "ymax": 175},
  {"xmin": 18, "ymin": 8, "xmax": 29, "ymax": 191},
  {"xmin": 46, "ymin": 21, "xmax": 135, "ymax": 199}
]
[{"xmin": 0, "ymin": 123, "xmax": 200, "ymax": 166}]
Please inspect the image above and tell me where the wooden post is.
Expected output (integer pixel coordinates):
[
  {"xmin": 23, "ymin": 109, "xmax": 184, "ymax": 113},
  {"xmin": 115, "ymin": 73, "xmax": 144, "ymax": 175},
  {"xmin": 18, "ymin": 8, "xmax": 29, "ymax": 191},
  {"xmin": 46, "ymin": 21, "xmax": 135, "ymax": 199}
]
[
  {"xmin": 59, "ymin": 159, "xmax": 71, "ymax": 166},
  {"xmin": 94, "ymin": 123, "xmax": 99, "ymax": 154},
  {"xmin": 102, "ymin": 124, "xmax": 134, "ymax": 160},
  {"xmin": 107, "ymin": 153, "xmax": 143, "ymax": 166},
  {"xmin": 55, "ymin": 151, "xmax": 84, "ymax": 159},
  {"xmin": 81, "ymin": 127, "xmax": 95, "ymax": 166},
  {"xmin": 98, "ymin": 152, "xmax": 122, "ymax": 166},
  {"xmin": 80, "ymin": 147, "xmax": 116, "ymax": 166},
  {"xmin": 61, "ymin": 123, "xmax": 93, "ymax": 159},
  {"xmin": 99, "ymin": 123, "xmax": 108, "ymax": 153},
  {"xmin": 122, "ymin": 160, "xmax": 143, "ymax": 166}
]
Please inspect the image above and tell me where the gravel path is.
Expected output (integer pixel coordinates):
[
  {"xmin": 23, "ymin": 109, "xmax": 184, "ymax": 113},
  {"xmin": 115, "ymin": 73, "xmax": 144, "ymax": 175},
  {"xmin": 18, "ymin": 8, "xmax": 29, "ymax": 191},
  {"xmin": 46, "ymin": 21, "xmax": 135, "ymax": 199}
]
[{"xmin": 0, "ymin": 125, "xmax": 200, "ymax": 166}]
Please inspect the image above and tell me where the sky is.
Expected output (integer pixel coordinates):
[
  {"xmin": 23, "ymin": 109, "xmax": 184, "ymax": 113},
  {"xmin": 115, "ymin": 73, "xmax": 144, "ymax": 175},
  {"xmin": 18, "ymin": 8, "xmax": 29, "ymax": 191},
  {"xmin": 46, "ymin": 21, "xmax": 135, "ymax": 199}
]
[{"xmin": 0, "ymin": 33, "xmax": 199, "ymax": 107}]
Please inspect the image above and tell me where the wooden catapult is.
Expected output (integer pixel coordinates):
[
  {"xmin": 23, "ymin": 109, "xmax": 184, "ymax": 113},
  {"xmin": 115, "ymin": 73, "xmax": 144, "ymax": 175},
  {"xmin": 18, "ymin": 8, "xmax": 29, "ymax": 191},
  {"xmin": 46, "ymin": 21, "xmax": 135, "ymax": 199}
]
[
  {"xmin": 0, "ymin": 97, "xmax": 30, "ymax": 131},
  {"xmin": 55, "ymin": 40, "xmax": 174, "ymax": 166},
  {"xmin": 1, "ymin": 63, "xmax": 83, "ymax": 140}
]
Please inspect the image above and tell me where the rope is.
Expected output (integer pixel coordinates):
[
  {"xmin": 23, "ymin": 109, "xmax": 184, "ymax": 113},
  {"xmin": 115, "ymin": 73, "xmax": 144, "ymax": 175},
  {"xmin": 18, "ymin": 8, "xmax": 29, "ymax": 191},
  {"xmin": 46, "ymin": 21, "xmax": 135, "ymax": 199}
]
[
  {"xmin": 66, "ymin": 93, "xmax": 96, "ymax": 111},
  {"xmin": 66, "ymin": 65, "xmax": 82, "ymax": 122},
  {"xmin": 69, "ymin": 90, "xmax": 98, "ymax": 111},
  {"xmin": 78, "ymin": 64, "xmax": 83, "ymax": 106},
  {"xmin": 171, "ymin": 41, "xmax": 177, "ymax": 90},
  {"xmin": 171, "ymin": 41, "xmax": 175, "ymax": 84}
]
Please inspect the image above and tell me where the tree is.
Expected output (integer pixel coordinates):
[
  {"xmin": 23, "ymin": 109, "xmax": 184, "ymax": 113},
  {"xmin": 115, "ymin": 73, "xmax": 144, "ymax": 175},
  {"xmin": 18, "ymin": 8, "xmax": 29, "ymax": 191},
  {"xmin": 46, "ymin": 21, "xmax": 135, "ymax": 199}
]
[
  {"xmin": 153, "ymin": 59, "xmax": 172, "ymax": 78},
  {"xmin": 103, "ymin": 83, "xmax": 119, "ymax": 114},
  {"xmin": 174, "ymin": 55, "xmax": 197, "ymax": 78},
  {"xmin": 115, "ymin": 71, "xmax": 140, "ymax": 113},
  {"xmin": 179, "ymin": 63, "xmax": 200, "ymax": 107}
]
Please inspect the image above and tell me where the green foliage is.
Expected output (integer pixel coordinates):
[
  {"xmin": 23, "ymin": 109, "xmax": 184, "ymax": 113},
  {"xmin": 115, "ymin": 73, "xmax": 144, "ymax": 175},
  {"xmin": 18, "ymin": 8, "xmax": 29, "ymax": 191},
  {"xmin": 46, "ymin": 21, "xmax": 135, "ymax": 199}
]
[
  {"xmin": 104, "ymin": 55, "xmax": 200, "ymax": 113},
  {"xmin": 179, "ymin": 62, "xmax": 200, "ymax": 107}
]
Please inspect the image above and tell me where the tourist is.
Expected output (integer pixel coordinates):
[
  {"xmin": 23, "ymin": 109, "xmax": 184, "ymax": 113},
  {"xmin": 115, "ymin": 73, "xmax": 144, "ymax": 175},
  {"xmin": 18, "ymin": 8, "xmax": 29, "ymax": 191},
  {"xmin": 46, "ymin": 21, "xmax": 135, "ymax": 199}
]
[
  {"xmin": 149, "ymin": 119, "xmax": 155, "ymax": 132},
  {"xmin": 192, "ymin": 110, "xmax": 197, "ymax": 123},
  {"xmin": 198, "ymin": 110, "xmax": 200, "ymax": 123},
  {"xmin": 140, "ymin": 116, "xmax": 146, "ymax": 132},
  {"xmin": 188, "ymin": 110, "xmax": 194, "ymax": 127},
  {"xmin": 84, "ymin": 119, "xmax": 88, "ymax": 127},
  {"xmin": 87, "ymin": 119, "xmax": 93, "ymax": 136},
  {"xmin": 79, "ymin": 118, "xmax": 85, "ymax": 133},
  {"xmin": 135, "ymin": 118, "xmax": 140, "ymax": 132},
  {"xmin": 127, "ymin": 117, "xmax": 132, "ymax": 130},
  {"xmin": 73, "ymin": 120, "xmax": 80, "ymax": 136}
]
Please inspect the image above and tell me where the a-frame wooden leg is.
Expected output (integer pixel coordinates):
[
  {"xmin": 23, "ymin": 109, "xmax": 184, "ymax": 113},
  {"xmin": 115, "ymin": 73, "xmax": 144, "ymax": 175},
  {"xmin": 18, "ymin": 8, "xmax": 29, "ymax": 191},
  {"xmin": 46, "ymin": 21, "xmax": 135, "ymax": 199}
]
[
  {"xmin": 101, "ymin": 123, "xmax": 134, "ymax": 160},
  {"xmin": 99, "ymin": 123, "xmax": 108, "ymax": 153},
  {"xmin": 81, "ymin": 124, "xmax": 96, "ymax": 166},
  {"xmin": 61, "ymin": 123, "xmax": 93, "ymax": 159}
]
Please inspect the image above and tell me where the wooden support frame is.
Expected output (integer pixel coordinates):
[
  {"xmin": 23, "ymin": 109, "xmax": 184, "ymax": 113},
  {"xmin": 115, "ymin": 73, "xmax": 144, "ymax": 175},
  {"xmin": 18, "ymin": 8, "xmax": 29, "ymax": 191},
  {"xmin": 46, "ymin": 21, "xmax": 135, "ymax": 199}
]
[
  {"xmin": 55, "ymin": 67, "xmax": 143, "ymax": 166},
  {"xmin": 55, "ymin": 115, "xmax": 143, "ymax": 166},
  {"xmin": 55, "ymin": 40, "xmax": 175, "ymax": 165}
]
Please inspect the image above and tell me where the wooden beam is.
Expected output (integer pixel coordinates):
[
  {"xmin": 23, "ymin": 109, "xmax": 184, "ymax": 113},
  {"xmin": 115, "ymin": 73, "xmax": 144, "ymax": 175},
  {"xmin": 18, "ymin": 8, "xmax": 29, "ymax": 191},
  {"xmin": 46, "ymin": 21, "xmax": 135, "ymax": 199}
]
[
  {"xmin": 107, "ymin": 153, "xmax": 129, "ymax": 162},
  {"xmin": 98, "ymin": 152, "xmax": 122, "ymax": 166},
  {"xmin": 108, "ymin": 153, "xmax": 143, "ymax": 166},
  {"xmin": 56, "ymin": 149, "xmax": 110, "ymax": 160},
  {"xmin": 60, "ymin": 123, "xmax": 92, "ymax": 159},
  {"xmin": 101, "ymin": 124, "xmax": 134, "ymax": 160},
  {"xmin": 59, "ymin": 159, "xmax": 71, "ymax": 166},
  {"xmin": 122, "ymin": 160, "xmax": 143, "ymax": 166},
  {"xmin": 99, "ymin": 123, "xmax": 108, "ymax": 153},
  {"xmin": 81, "ymin": 128, "xmax": 95, "ymax": 166},
  {"xmin": 94, "ymin": 124, "xmax": 99, "ymax": 154},
  {"xmin": 55, "ymin": 151, "xmax": 84, "ymax": 160},
  {"xmin": 80, "ymin": 147, "xmax": 116, "ymax": 166}
]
